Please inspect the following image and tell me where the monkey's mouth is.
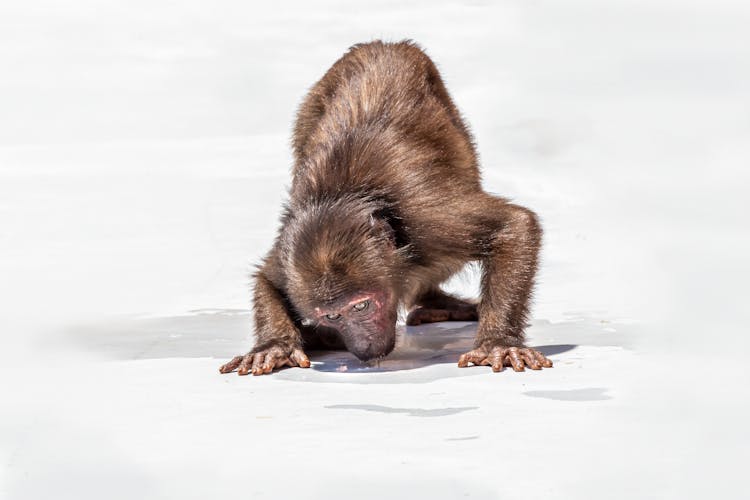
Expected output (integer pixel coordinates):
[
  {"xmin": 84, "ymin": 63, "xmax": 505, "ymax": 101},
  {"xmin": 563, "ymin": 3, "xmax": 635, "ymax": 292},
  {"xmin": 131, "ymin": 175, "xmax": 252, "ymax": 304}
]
[
  {"xmin": 351, "ymin": 338, "xmax": 396, "ymax": 362},
  {"xmin": 347, "ymin": 322, "xmax": 397, "ymax": 362}
]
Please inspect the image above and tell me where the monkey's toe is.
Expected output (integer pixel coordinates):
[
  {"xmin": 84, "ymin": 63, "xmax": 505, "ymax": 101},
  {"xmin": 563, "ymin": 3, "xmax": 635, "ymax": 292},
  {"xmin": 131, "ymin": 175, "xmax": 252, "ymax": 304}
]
[
  {"xmin": 406, "ymin": 307, "xmax": 478, "ymax": 326},
  {"xmin": 407, "ymin": 308, "xmax": 450, "ymax": 325}
]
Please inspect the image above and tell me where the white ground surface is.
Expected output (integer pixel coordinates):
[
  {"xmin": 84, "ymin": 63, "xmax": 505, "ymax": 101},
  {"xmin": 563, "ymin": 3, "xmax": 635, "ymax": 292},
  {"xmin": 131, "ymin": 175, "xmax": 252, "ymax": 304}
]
[{"xmin": 1, "ymin": 1, "xmax": 749, "ymax": 499}]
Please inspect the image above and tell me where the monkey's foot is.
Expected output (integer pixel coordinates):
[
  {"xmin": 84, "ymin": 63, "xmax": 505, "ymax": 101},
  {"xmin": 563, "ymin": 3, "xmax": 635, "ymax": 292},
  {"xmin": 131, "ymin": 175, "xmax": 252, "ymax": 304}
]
[
  {"xmin": 219, "ymin": 344, "xmax": 311, "ymax": 376},
  {"xmin": 457, "ymin": 345, "xmax": 553, "ymax": 372},
  {"xmin": 406, "ymin": 306, "xmax": 478, "ymax": 326}
]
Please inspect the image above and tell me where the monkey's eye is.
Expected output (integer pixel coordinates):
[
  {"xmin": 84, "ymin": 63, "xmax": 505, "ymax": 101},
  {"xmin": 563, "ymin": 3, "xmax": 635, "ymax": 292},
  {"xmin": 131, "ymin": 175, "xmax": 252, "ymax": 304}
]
[
  {"xmin": 352, "ymin": 300, "xmax": 369, "ymax": 312},
  {"xmin": 325, "ymin": 313, "xmax": 341, "ymax": 321}
]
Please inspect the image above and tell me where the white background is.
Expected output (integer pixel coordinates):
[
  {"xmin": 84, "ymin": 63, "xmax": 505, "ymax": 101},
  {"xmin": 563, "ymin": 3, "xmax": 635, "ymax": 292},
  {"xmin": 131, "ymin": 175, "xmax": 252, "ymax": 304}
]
[{"xmin": 1, "ymin": 1, "xmax": 748, "ymax": 499}]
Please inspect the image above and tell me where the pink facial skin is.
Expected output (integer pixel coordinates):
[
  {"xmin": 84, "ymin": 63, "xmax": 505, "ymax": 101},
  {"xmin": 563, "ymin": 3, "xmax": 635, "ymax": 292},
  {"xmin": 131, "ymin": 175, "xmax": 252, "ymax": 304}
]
[
  {"xmin": 312, "ymin": 289, "xmax": 397, "ymax": 361},
  {"xmin": 313, "ymin": 290, "xmax": 389, "ymax": 323}
]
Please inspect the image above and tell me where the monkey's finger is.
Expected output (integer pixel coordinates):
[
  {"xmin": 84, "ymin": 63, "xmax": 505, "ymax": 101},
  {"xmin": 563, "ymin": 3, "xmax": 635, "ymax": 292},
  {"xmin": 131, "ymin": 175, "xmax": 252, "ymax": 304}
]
[
  {"xmin": 219, "ymin": 355, "xmax": 244, "ymax": 374},
  {"xmin": 261, "ymin": 353, "xmax": 282, "ymax": 374},
  {"xmin": 487, "ymin": 348, "xmax": 506, "ymax": 372},
  {"xmin": 457, "ymin": 351, "xmax": 472, "ymax": 367},
  {"xmin": 290, "ymin": 349, "xmax": 311, "ymax": 368},
  {"xmin": 469, "ymin": 353, "xmax": 491, "ymax": 367},
  {"xmin": 531, "ymin": 349, "xmax": 553, "ymax": 368},
  {"xmin": 506, "ymin": 348, "xmax": 525, "ymax": 372},
  {"xmin": 280, "ymin": 357, "xmax": 296, "ymax": 368},
  {"xmin": 237, "ymin": 354, "xmax": 254, "ymax": 376},
  {"xmin": 251, "ymin": 353, "xmax": 266, "ymax": 376},
  {"xmin": 458, "ymin": 349, "xmax": 487, "ymax": 368},
  {"xmin": 490, "ymin": 356, "xmax": 505, "ymax": 372},
  {"xmin": 266, "ymin": 348, "xmax": 290, "ymax": 373},
  {"xmin": 520, "ymin": 350, "xmax": 541, "ymax": 370}
]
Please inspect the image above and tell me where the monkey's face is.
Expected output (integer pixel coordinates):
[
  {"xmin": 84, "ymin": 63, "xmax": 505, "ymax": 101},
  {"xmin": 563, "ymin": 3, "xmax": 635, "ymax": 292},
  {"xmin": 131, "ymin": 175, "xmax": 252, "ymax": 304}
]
[
  {"xmin": 284, "ymin": 197, "xmax": 404, "ymax": 361},
  {"xmin": 313, "ymin": 289, "xmax": 397, "ymax": 361}
]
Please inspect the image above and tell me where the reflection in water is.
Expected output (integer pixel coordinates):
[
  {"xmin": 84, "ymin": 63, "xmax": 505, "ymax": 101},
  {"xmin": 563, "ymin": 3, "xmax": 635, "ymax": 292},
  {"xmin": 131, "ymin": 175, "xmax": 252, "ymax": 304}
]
[{"xmin": 308, "ymin": 322, "xmax": 576, "ymax": 373}]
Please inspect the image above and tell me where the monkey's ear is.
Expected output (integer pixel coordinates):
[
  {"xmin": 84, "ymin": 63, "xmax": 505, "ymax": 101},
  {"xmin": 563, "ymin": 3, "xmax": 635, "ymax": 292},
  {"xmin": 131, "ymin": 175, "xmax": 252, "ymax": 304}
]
[
  {"xmin": 369, "ymin": 213, "xmax": 393, "ymax": 246},
  {"xmin": 371, "ymin": 206, "xmax": 410, "ymax": 249}
]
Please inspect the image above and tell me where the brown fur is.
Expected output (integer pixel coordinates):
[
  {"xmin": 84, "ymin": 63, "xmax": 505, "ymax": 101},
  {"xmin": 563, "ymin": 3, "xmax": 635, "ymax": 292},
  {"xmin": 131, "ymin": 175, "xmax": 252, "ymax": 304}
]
[{"xmin": 219, "ymin": 40, "xmax": 549, "ymax": 375}]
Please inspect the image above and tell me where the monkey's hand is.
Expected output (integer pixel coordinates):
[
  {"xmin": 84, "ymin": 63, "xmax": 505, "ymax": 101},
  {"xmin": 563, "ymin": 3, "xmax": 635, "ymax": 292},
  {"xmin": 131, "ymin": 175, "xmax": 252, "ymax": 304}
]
[
  {"xmin": 219, "ymin": 342, "xmax": 311, "ymax": 376},
  {"xmin": 457, "ymin": 344, "xmax": 552, "ymax": 372}
]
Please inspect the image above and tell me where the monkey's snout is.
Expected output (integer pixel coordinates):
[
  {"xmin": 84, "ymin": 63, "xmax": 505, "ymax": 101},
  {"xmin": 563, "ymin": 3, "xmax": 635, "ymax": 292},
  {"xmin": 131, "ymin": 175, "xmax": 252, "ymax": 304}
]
[
  {"xmin": 344, "ymin": 316, "xmax": 397, "ymax": 362},
  {"xmin": 350, "ymin": 336, "xmax": 395, "ymax": 362},
  {"xmin": 353, "ymin": 351, "xmax": 378, "ymax": 362},
  {"xmin": 350, "ymin": 343, "xmax": 380, "ymax": 362}
]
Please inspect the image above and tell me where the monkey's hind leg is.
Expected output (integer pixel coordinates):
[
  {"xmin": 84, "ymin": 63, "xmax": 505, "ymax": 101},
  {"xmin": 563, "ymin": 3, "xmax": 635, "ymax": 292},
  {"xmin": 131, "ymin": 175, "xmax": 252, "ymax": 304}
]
[{"xmin": 406, "ymin": 288, "xmax": 478, "ymax": 326}]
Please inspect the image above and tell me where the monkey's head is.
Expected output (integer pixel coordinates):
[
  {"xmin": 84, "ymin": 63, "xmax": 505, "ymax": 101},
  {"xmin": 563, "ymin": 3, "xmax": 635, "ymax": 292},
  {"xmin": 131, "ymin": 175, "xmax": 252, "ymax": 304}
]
[{"xmin": 282, "ymin": 196, "xmax": 404, "ymax": 361}]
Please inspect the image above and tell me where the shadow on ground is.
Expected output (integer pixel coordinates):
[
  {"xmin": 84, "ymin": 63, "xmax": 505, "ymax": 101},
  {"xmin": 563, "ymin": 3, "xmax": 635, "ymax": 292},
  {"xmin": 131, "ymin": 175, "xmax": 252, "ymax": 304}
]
[{"xmin": 60, "ymin": 309, "xmax": 635, "ymax": 377}]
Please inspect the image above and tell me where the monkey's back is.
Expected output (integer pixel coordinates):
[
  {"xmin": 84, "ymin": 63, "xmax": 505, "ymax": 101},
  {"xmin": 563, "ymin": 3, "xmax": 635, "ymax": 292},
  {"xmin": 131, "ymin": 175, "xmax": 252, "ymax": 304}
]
[{"xmin": 290, "ymin": 40, "xmax": 482, "ymax": 205}]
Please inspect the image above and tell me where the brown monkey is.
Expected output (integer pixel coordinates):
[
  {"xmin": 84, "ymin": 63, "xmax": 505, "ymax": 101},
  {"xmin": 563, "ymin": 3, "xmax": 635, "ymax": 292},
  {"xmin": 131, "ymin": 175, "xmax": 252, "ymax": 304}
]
[{"xmin": 220, "ymin": 40, "xmax": 552, "ymax": 376}]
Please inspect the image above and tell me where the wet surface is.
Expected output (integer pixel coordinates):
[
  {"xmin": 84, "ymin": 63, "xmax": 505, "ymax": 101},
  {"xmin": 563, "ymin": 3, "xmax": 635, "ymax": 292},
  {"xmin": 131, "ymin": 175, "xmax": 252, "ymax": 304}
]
[
  {"xmin": 58, "ymin": 310, "xmax": 634, "ymax": 383},
  {"xmin": 63, "ymin": 309, "xmax": 635, "ymax": 362}
]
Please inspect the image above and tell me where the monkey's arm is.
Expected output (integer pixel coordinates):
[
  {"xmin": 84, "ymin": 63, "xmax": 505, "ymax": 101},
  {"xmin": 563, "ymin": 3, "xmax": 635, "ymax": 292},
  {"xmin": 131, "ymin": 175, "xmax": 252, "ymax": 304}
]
[
  {"xmin": 219, "ymin": 260, "xmax": 311, "ymax": 376},
  {"xmin": 458, "ymin": 200, "xmax": 553, "ymax": 372}
]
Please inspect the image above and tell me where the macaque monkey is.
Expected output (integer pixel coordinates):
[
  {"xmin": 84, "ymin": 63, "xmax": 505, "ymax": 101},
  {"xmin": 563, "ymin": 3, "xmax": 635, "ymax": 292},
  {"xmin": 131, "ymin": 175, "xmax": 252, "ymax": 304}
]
[{"xmin": 220, "ymin": 40, "xmax": 552, "ymax": 376}]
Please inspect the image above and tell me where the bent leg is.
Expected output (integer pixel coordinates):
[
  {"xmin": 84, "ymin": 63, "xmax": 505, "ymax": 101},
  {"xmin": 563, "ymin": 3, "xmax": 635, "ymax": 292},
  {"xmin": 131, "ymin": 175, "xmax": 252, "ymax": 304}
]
[
  {"xmin": 457, "ymin": 196, "xmax": 552, "ymax": 372},
  {"xmin": 406, "ymin": 288, "xmax": 478, "ymax": 326}
]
